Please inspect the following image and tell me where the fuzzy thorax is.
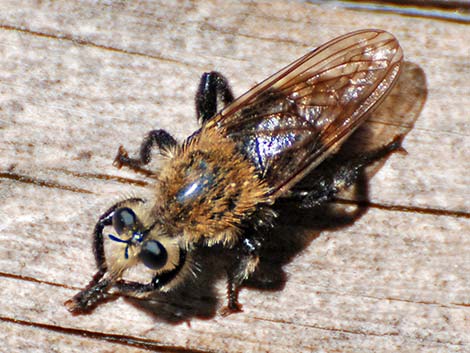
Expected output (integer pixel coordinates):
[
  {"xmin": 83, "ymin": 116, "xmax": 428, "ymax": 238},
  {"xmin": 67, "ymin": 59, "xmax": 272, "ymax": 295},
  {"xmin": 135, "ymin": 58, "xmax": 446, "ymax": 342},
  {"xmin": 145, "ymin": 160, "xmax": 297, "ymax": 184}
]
[{"xmin": 154, "ymin": 127, "xmax": 271, "ymax": 247}]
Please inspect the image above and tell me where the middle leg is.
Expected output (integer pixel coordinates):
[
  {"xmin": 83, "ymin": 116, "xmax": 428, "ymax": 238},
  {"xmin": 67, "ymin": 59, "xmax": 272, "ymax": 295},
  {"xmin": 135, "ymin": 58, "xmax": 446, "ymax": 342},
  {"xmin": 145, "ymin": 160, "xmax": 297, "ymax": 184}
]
[{"xmin": 223, "ymin": 235, "xmax": 263, "ymax": 315}]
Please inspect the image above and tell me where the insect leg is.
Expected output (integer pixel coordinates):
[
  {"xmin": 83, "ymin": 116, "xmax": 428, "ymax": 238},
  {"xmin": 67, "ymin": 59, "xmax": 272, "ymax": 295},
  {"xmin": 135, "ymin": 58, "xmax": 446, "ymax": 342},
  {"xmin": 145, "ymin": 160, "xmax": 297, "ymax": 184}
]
[
  {"xmin": 113, "ymin": 279, "xmax": 157, "ymax": 294},
  {"xmin": 195, "ymin": 71, "xmax": 234, "ymax": 124},
  {"xmin": 65, "ymin": 272, "xmax": 151, "ymax": 313},
  {"xmin": 92, "ymin": 203, "xmax": 118, "ymax": 272},
  {"xmin": 65, "ymin": 199, "xmax": 145, "ymax": 313},
  {"xmin": 293, "ymin": 136, "xmax": 406, "ymax": 208},
  {"xmin": 223, "ymin": 236, "xmax": 262, "ymax": 315},
  {"xmin": 113, "ymin": 129, "xmax": 177, "ymax": 176},
  {"xmin": 64, "ymin": 208, "xmax": 115, "ymax": 312}
]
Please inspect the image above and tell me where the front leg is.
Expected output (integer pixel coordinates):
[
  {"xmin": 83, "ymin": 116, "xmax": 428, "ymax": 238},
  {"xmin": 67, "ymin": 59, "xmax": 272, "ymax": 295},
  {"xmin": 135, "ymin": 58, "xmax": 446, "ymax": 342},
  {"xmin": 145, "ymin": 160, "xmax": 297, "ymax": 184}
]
[
  {"xmin": 64, "ymin": 205, "xmax": 119, "ymax": 313},
  {"xmin": 114, "ymin": 129, "xmax": 177, "ymax": 176},
  {"xmin": 65, "ymin": 198, "xmax": 146, "ymax": 313}
]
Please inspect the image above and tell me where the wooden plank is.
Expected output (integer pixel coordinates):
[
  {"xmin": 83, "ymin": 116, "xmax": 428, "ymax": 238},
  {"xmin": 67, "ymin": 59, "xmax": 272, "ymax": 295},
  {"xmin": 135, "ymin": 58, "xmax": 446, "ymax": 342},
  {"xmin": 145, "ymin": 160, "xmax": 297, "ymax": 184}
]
[
  {"xmin": 0, "ymin": 209, "xmax": 469, "ymax": 352},
  {"xmin": 0, "ymin": 1, "xmax": 469, "ymax": 352}
]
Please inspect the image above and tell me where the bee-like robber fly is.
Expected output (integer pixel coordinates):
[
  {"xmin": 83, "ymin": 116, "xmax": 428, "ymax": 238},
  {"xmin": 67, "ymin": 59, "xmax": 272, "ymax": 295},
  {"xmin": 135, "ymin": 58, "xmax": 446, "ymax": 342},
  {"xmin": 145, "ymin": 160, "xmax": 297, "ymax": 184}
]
[{"xmin": 66, "ymin": 29, "xmax": 404, "ymax": 314}]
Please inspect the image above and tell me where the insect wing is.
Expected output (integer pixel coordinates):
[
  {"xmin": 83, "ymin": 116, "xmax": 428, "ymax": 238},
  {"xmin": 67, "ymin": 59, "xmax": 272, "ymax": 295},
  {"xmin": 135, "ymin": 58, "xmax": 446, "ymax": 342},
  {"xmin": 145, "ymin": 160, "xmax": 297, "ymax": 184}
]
[{"xmin": 206, "ymin": 29, "xmax": 403, "ymax": 197}]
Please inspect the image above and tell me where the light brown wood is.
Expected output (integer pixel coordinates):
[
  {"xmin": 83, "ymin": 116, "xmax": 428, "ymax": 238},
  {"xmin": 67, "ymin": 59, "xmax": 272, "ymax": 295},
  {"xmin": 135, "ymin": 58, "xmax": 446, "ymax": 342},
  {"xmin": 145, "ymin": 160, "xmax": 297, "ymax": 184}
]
[{"xmin": 0, "ymin": 1, "xmax": 469, "ymax": 352}]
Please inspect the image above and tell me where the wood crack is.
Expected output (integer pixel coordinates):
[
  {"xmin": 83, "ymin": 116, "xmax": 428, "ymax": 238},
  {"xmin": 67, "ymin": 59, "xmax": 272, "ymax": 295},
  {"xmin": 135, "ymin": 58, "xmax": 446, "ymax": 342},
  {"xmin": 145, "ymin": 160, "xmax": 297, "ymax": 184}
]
[{"xmin": 0, "ymin": 315, "xmax": 213, "ymax": 353}]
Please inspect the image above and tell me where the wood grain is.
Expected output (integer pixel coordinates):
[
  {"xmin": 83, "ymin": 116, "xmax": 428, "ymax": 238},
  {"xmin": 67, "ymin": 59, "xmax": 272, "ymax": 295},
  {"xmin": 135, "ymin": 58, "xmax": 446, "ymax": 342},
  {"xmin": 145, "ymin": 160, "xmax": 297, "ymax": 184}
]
[{"xmin": 0, "ymin": 1, "xmax": 469, "ymax": 352}]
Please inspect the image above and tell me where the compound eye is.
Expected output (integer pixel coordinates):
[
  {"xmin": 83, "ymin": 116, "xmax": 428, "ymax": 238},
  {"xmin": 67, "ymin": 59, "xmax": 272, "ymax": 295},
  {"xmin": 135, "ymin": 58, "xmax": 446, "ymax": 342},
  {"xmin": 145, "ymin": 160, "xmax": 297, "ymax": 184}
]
[
  {"xmin": 139, "ymin": 240, "xmax": 168, "ymax": 270},
  {"xmin": 112, "ymin": 207, "xmax": 138, "ymax": 235}
]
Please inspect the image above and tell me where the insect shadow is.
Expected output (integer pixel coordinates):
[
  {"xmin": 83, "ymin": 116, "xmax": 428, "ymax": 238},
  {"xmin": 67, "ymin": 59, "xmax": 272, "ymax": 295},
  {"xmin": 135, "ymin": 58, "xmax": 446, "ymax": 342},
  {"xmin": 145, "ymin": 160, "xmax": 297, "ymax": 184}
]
[{"xmin": 123, "ymin": 61, "xmax": 427, "ymax": 324}]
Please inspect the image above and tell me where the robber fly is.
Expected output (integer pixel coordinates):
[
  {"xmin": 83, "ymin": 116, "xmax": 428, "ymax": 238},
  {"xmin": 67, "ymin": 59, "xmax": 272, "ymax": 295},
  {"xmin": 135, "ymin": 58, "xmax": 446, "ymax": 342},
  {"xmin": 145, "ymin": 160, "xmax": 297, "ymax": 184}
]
[{"xmin": 65, "ymin": 29, "xmax": 404, "ymax": 314}]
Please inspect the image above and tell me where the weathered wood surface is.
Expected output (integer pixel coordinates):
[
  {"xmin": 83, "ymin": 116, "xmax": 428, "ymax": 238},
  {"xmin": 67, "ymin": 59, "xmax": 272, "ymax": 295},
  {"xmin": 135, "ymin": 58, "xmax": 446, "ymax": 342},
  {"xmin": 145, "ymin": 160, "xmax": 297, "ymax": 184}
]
[{"xmin": 0, "ymin": 1, "xmax": 469, "ymax": 352}]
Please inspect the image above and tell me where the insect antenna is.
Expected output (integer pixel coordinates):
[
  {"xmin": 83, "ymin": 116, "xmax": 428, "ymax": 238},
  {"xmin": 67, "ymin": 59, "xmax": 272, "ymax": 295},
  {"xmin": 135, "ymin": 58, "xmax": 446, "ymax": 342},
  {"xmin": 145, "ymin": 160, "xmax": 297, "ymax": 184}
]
[{"xmin": 108, "ymin": 234, "xmax": 132, "ymax": 259}]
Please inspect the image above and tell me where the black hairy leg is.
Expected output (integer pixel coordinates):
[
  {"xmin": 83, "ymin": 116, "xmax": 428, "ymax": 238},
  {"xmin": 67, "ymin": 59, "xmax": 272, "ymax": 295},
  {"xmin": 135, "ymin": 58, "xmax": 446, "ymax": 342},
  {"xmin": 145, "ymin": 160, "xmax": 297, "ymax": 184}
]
[
  {"xmin": 222, "ymin": 235, "xmax": 263, "ymax": 315},
  {"xmin": 291, "ymin": 135, "xmax": 406, "ymax": 208},
  {"xmin": 66, "ymin": 276, "xmax": 157, "ymax": 314},
  {"xmin": 113, "ymin": 279, "xmax": 160, "ymax": 295},
  {"xmin": 222, "ymin": 207, "xmax": 277, "ymax": 315},
  {"xmin": 64, "ymin": 204, "xmax": 115, "ymax": 312},
  {"xmin": 65, "ymin": 198, "xmax": 145, "ymax": 312},
  {"xmin": 195, "ymin": 71, "xmax": 235, "ymax": 124},
  {"xmin": 114, "ymin": 71, "xmax": 234, "ymax": 175},
  {"xmin": 114, "ymin": 129, "xmax": 177, "ymax": 176}
]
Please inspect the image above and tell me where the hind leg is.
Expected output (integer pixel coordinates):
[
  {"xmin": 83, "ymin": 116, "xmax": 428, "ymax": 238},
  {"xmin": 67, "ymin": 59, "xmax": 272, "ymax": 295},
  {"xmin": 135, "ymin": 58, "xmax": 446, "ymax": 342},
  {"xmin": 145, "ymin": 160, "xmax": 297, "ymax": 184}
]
[
  {"xmin": 195, "ymin": 71, "xmax": 234, "ymax": 124},
  {"xmin": 290, "ymin": 136, "xmax": 406, "ymax": 207}
]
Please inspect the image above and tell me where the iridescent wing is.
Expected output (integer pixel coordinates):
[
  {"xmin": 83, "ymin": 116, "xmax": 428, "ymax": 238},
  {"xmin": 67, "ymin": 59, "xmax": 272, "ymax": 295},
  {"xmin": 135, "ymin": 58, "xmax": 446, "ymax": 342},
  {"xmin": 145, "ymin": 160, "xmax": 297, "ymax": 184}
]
[{"xmin": 205, "ymin": 29, "xmax": 403, "ymax": 198}]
